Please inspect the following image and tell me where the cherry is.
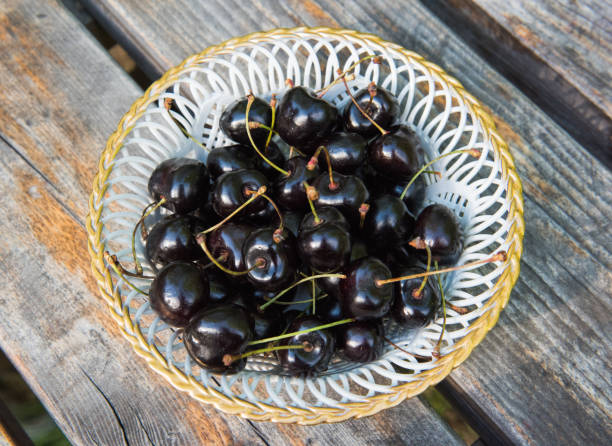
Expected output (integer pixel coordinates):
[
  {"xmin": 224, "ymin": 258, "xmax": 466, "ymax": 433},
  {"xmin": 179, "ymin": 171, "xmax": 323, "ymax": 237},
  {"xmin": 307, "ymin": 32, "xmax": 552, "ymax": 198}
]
[
  {"xmin": 343, "ymin": 85, "xmax": 398, "ymax": 138},
  {"xmin": 274, "ymin": 157, "xmax": 320, "ymax": 210},
  {"xmin": 206, "ymin": 145, "xmax": 255, "ymax": 180},
  {"xmin": 148, "ymin": 158, "xmax": 209, "ymax": 214},
  {"xmin": 411, "ymin": 204, "xmax": 464, "ymax": 266},
  {"xmin": 339, "ymin": 257, "xmax": 393, "ymax": 320},
  {"xmin": 312, "ymin": 172, "xmax": 370, "ymax": 225},
  {"xmin": 212, "ymin": 169, "xmax": 268, "ymax": 218},
  {"xmin": 146, "ymin": 215, "xmax": 205, "ymax": 266},
  {"xmin": 282, "ymin": 210, "xmax": 305, "ymax": 238},
  {"xmin": 336, "ymin": 320, "xmax": 384, "ymax": 362},
  {"xmin": 298, "ymin": 210, "xmax": 352, "ymax": 273},
  {"xmin": 220, "ymin": 96, "xmax": 272, "ymax": 146},
  {"xmin": 255, "ymin": 141, "xmax": 286, "ymax": 181},
  {"xmin": 184, "ymin": 304, "xmax": 253, "ymax": 373},
  {"xmin": 203, "ymin": 268, "xmax": 230, "ymax": 303},
  {"xmin": 363, "ymin": 195, "xmax": 415, "ymax": 255},
  {"xmin": 276, "ymin": 86, "xmax": 338, "ymax": 151},
  {"xmin": 316, "ymin": 295, "xmax": 344, "ymax": 323},
  {"xmin": 149, "ymin": 261, "xmax": 209, "ymax": 327},
  {"xmin": 316, "ymin": 132, "xmax": 367, "ymax": 174},
  {"xmin": 243, "ymin": 228, "xmax": 298, "ymax": 292},
  {"xmin": 226, "ymin": 293, "xmax": 282, "ymax": 339},
  {"xmin": 300, "ymin": 205, "xmax": 349, "ymax": 232},
  {"xmin": 368, "ymin": 125, "xmax": 425, "ymax": 182},
  {"xmin": 277, "ymin": 316, "xmax": 335, "ymax": 375},
  {"xmin": 206, "ymin": 222, "xmax": 254, "ymax": 273},
  {"xmin": 379, "ymin": 176, "xmax": 426, "ymax": 215},
  {"xmin": 391, "ymin": 266, "xmax": 439, "ymax": 328}
]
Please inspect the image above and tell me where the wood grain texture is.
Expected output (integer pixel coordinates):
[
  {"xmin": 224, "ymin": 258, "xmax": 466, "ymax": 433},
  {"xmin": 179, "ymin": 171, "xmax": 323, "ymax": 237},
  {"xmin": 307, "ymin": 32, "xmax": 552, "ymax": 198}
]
[
  {"xmin": 423, "ymin": 0, "xmax": 612, "ymax": 169},
  {"xmin": 0, "ymin": 1, "xmax": 461, "ymax": 445},
  {"xmin": 79, "ymin": 0, "xmax": 612, "ymax": 444}
]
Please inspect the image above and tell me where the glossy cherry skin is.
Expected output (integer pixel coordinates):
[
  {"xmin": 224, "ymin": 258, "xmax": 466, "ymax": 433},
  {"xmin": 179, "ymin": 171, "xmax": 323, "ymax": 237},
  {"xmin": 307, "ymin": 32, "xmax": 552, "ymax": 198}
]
[
  {"xmin": 298, "ymin": 215, "xmax": 351, "ymax": 272},
  {"xmin": 300, "ymin": 206, "xmax": 349, "ymax": 232},
  {"xmin": 316, "ymin": 295, "xmax": 344, "ymax": 323},
  {"xmin": 368, "ymin": 126, "xmax": 425, "ymax": 182},
  {"xmin": 184, "ymin": 304, "xmax": 253, "ymax": 373},
  {"xmin": 412, "ymin": 204, "xmax": 464, "ymax": 266},
  {"xmin": 146, "ymin": 215, "xmax": 205, "ymax": 266},
  {"xmin": 317, "ymin": 274, "xmax": 342, "ymax": 301},
  {"xmin": 363, "ymin": 195, "xmax": 415, "ymax": 255},
  {"xmin": 206, "ymin": 145, "xmax": 256, "ymax": 180},
  {"xmin": 255, "ymin": 141, "xmax": 286, "ymax": 181},
  {"xmin": 243, "ymin": 228, "xmax": 298, "ymax": 292},
  {"xmin": 148, "ymin": 158, "xmax": 209, "ymax": 214},
  {"xmin": 312, "ymin": 173, "xmax": 370, "ymax": 225},
  {"xmin": 149, "ymin": 261, "xmax": 209, "ymax": 327},
  {"xmin": 225, "ymin": 293, "xmax": 282, "ymax": 339},
  {"xmin": 339, "ymin": 257, "xmax": 393, "ymax": 320},
  {"xmin": 336, "ymin": 320, "xmax": 384, "ymax": 362},
  {"xmin": 212, "ymin": 169, "xmax": 269, "ymax": 218},
  {"xmin": 277, "ymin": 316, "xmax": 335, "ymax": 375},
  {"xmin": 274, "ymin": 156, "xmax": 320, "ymax": 210},
  {"xmin": 379, "ymin": 175, "xmax": 426, "ymax": 215},
  {"xmin": 203, "ymin": 268, "xmax": 230, "ymax": 303},
  {"xmin": 206, "ymin": 222, "xmax": 254, "ymax": 273},
  {"xmin": 392, "ymin": 267, "xmax": 439, "ymax": 328},
  {"xmin": 276, "ymin": 86, "xmax": 338, "ymax": 150},
  {"xmin": 282, "ymin": 210, "xmax": 305, "ymax": 238},
  {"xmin": 220, "ymin": 96, "xmax": 272, "ymax": 146},
  {"xmin": 318, "ymin": 132, "xmax": 367, "ymax": 174},
  {"xmin": 343, "ymin": 85, "xmax": 399, "ymax": 138}
]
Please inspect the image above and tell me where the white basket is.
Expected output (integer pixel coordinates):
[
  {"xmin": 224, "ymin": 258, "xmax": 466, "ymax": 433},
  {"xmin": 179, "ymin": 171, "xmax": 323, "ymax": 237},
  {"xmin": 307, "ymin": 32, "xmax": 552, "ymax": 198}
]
[{"xmin": 88, "ymin": 28, "xmax": 524, "ymax": 424}]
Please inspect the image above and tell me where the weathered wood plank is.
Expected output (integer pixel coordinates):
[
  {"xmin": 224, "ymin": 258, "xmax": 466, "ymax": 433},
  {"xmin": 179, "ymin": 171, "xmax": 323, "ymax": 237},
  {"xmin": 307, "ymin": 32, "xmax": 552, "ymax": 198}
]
[
  {"xmin": 0, "ymin": 1, "xmax": 462, "ymax": 445},
  {"xmin": 423, "ymin": 0, "xmax": 612, "ymax": 168},
  {"xmin": 80, "ymin": 0, "xmax": 612, "ymax": 444}
]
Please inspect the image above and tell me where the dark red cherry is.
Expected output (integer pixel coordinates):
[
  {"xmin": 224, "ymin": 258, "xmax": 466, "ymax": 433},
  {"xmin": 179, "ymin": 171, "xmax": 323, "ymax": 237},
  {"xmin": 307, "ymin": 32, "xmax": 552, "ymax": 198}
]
[
  {"xmin": 277, "ymin": 316, "xmax": 335, "ymax": 375},
  {"xmin": 149, "ymin": 261, "xmax": 209, "ymax": 327},
  {"xmin": 282, "ymin": 210, "xmax": 305, "ymax": 238},
  {"xmin": 148, "ymin": 157, "xmax": 209, "ymax": 214},
  {"xmin": 318, "ymin": 132, "xmax": 367, "ymax": 174},
  {"xmin": 203, "ymin": 268, "xmax": 230, "ymax": 303},
  {"xmin": 316, "ymin": 295, "xmax": 344, "ymax": 323},
  {"xmin": 146, "ymin": 215, "xmax": 205, "ymax": 266},
  {"xmin": 343, "ymin": 85, "xmax": 399, "ymax": 138},
  {"xmin": 206, "ymin": 145, "xmax": 256, "ymax": 180},
  {"xmin": 363, "ymin": 195, "xmax": 415, "ymax": 255},
  {"xmin": 300, "ymin": 206, "xmax": 349, "ymax": 232},
  {"xmin": 392, "ymin": 267, "xmax": 439, "ymax": 328},
  {"xmin": 276, "ymin": 86, "xmax": 338, "ymax": 150},
  {"xmin": 212, "ymin": 169, "xmax": 268, "ymax": 218},
  {"xmin": 339, "ymin": 257, "xmax": 393, "ymax": 320},
  {"xmin": 206, "ymin": 222, "xmax": 254, "ymax": 273},
  {"xmin": 318, "ymin": 274, "xmax": 342, "ymax": 301},
  {"xmin": 184, "ymin": 304, "xmax": 253, "ymax": 373},
  {"xmin": 274, "ymin": 156, "xmax": 320, "ymax": 210},
  {"xmin": 243, "ymin": 228, "xmax": 298, "ymax": 292},
  {"xmin": 255, "ymin": 141, "xmax": 286, "ymax": 181},
  {"xmin": 336, "ymin": 320, "xmax": 384, "ymax": 362},
  {"xmin": 225, "ymin": 293, "xmax": 282, "ymax": 339},
  {"xmin": 412, "ymin": 204, "xmax": 464, "ymax": 266},
  {"xmin": 368, "ymin": 126, "xmax": 425, "ymax": 182},
  {"xmin": 312, "ymin": 173, "xmax": 369, "ymax": 225},
  {"xmin": 378, "ymin": 176, "xmax": 426, "ymax": 215},
  {"xmin": 220, "ymin": 96, "xmax": 272, "ymax": 146},
  {"xmin": 298, "ymin": 212, "xmax": 351, "ymax": 273}
]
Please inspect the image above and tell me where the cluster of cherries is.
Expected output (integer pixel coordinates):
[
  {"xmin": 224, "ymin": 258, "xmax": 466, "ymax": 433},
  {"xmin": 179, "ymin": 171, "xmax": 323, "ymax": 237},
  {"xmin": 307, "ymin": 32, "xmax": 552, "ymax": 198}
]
[{"xmin": 106, "ymin": 57, "xmax": 505, "ymax": 376}]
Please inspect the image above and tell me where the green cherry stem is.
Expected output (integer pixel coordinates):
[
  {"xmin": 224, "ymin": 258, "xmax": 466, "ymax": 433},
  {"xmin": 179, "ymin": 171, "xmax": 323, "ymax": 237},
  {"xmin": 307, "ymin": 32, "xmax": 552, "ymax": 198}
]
[
  {"xmin": 223, "ymin": 342, "xmax": 313, "ymax": 366},
  {"xmin": 264, "ymin": 94, "xmax": 276, "ymax": 153},
  {"xmin": 248, "ymin": 318, "xmax": 355, "ymax": 346},
  {"xmin": 307, "ymin": 145, "xmax": 337, "ymax": 190},
  {"xmin": 196, "ymin": 233, "xmax": 264, "ymax": 276},
  {"xmin": 104, "ymin": 251, "xmax": 149, "ymax": 296},
  {"xmin": 259, "ymin": 273, "xmax": 346, "ymax": 311},
  {"xmin": 433, "ymin": 261, "xmax": 446, "ymax": 358},
  {"xmin": 302, "ymin": 181, "xmax": 321, "ymax": 225},
  {"xmin": 399, "ymin": 148, "xmax": 481, "ymax": 200},
  {"xmin": 132, "ymin": 198, "xmax": 166, "ymax": 275},
  {"xmin": 262, "ymin": 293, "xmax": 328, "ymax": 306},
  {"xmin": 198, "ymin": 186, "xmax": 266, "ymax": 236},
  {"xmin": 259, "ymin": 193, "xmax": 285, "ymax": 242},
  {"xmin": 245, "ymin": 94, "xmax": 289, "ymax": 176},
  {"xmin": 316, "ymin": 54, "xmax": 382, "ymax": 98},
  {"xmin": 341, "ymin": 75, "xmax": 389, "ymax": 136},
  {"xmin": 164, "ymin": 98, "xmax": 209, "ymax": 152},
  {"xmin": 412, "ymin": 244, "xmax": 432, "ymax": 299}
]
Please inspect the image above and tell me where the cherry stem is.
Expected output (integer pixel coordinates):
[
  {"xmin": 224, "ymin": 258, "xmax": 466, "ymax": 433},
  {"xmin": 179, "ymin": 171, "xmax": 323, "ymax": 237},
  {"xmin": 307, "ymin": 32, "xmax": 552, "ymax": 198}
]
[
  {"xmin": 308, "ymin": 145, "xmax": 336, "ymax": 190},
  {"xmin": 433, "ymin": 261, "xmax": 446, "ymax": 358},
  {"xmin": 423, "ymin": 170, "xmax": 442, "ymax": 178},
  {"xmin": 196, "ymin": 234, "xmax": 264, "ymax": 276},
  {"xmin": 132, "ymin": 198, "xmax": 166, "ymax": 275},
  {"xmin": 259, "ymin": 273, "xmax": 346, "ymax": 311},
  {"xmin": 198, "ymin": 186, "xmax": 266, "ymax": 236},
  {"xmin": 399, "ymin": 148, "xmax": 481, "ymax": 200},
  {"xmin": 259, "ymin": 193, "xmax": 284, "ymax": 242},
  {"xmin": 316, "ymin": 54, "xmax": 382, "ymax": 98},
  {"xmin": 199, "ymin": 252, "xmax": 229, "ymax": 271},
  {"xmin": 375, "ymin": 251, "xmax": 507, "ymax": 287},
  {"xmin": 164, "ymin": 98, "xmax": 209, "ymax": 152},
  {"xmin": 341, "ymin": 75, "xmax": 388, "ymax": 136},
  {"xmin": 303, "ymin": 181, "xmax": 321, "ymax": 225},
  {"xmin": 223, "ymin": 342, "xmax": 313, "ymax": 366},
  {"xmin": 383, "ymin": 336, "xmax": 432, "ymax": 361},
  {"xmin": 248, "ymin": 318, "xmax": 355, "ymax": 346},
  {"xmin": 249, "ymin": 122, "xmax": 278, "ymax": 135},
  {"xmin": 245, "ymin": 94, "xmax": 289, "ymax": 176},
  {"xmin": 359, "ymin": 203, "xmax": 370, "ymax": 229},
  {"xmin": 104, "ymin": 251, "xmax": 149, "ymax": 296},
  {"xmin": 109, "ymin": 254, "xmax": 155, "ymax": 280},
  {"xmin": 311, "ymin": 279, "xmax": 317, "ymax": 315},
  {"xmin": 413, "ymin": 244, "xmax": 432, "ymax": 299},
  {"xmin": 262, "ymin": 293, "xmax": 328, "ymax": 305},
  {"xmin": 265, "ymin": 95, "xmax": 276, "ymax": 153},
  {"xmin": 448, "ymin": 303, "xmax": 469, "ymax": 314}
]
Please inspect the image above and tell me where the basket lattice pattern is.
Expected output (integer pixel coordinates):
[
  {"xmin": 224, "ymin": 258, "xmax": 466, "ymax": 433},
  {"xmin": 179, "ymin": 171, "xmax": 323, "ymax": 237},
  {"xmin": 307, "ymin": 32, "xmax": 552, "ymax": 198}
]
[{"xmin": 87, "ymin": 28, "xmax": 524, "ymax": 424}]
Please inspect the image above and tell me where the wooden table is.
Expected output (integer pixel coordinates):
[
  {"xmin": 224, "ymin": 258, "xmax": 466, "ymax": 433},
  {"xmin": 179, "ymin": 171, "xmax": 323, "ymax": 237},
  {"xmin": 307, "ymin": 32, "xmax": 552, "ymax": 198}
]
[{"xmin": 0, "ymin": 1, "xmax": 610, "ymax": 444}]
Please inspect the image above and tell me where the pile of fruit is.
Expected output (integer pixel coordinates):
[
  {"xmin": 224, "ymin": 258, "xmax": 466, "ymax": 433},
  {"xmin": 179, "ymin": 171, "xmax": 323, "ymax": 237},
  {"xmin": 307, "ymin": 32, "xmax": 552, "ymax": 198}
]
[{"xmin": 106, "ymin": 58, "xmax": 505, "ymax": 376}]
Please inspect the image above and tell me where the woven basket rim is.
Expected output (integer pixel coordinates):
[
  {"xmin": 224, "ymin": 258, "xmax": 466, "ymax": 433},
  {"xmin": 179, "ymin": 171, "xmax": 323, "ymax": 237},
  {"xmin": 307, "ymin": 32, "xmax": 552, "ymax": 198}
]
[{"xmin": 86, "ymin": 26, "xmax": 525, "ymax": 424}]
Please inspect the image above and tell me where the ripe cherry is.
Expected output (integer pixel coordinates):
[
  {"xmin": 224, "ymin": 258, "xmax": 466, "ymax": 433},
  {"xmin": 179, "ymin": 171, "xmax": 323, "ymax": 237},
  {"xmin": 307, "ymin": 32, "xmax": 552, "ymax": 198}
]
[
  {"xmin": 411, "ymin": 204, "xmax": 464, "ymax": 266},
  {"xmin": 363, "ymin": 194, "xmax": 415, "ymax": 255},
  {"xmin": 336, "ymin": 320, "xmax": 384, "ymax": 362},
  {"xmin": 339, "ymin": 257, "xmax": 393, "ymax": 320},
  {"xmin": 277, "ymin": 316, "xmax": 335, "ymax": 375},
  {"xmin": 391, "ymin": 266, "xmax": 439, "ymax": 328},
  {"xmin": 206, "ymin": 145, "xmax": 256, "ymax": 180},
  {"xmin": 220, "ymin": 96, "xmax": 272, "ymax": 146},
  {"xmin": 148, "ymin": 158, "xmax": 209, "ymax": 214},
  {"xmin": 316, "ymin": 132, "xmax": 367, "ymax": 174},
  {"xmin": 206, "ymin": 222, "xmax": 254, "ymax": 273},
  {"xmin": 312, "ymin": 172, "xmax": 370, "ymax": 225},
  {"xmin": 212, "ymin": 169, "xmax": 269, "ymax": 219},
  {"xmin": 146, "ymin": 215, "xmax": 205, "ymax": 266},
  {"xmin": 274, "ymin": 156, "xmax": 320, "ymax": 210},
  {"xmin": 368, "ymin": 125, "xmax": 425, "ymax": 182},
  {"xmin": 343, "ymin": 85, "xmax": 398, "ymax": 138}
]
